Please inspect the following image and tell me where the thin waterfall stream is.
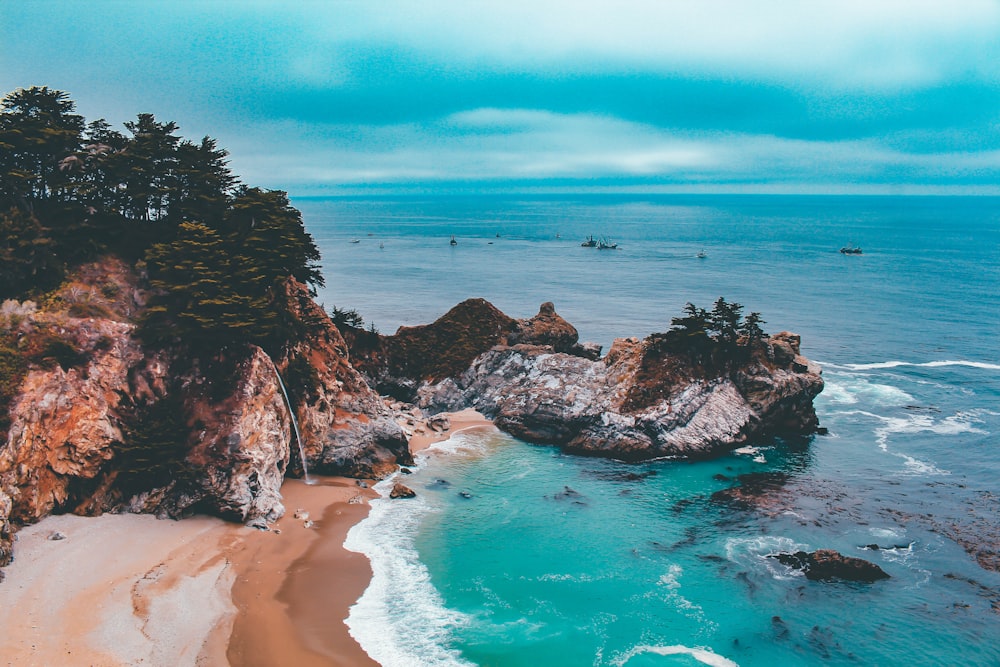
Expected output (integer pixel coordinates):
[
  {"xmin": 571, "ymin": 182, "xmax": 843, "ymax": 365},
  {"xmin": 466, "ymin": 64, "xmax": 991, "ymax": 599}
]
[{"xmin": 272, "ymin": 365, "xmax": 314, "ymax": 485}]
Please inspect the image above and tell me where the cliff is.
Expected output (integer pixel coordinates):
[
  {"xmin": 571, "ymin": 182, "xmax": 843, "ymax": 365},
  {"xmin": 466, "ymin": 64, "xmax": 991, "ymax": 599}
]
[
  {"xmin": 348, "ymin": 299, "xmax": 824, "ymax": 461},
  {"xmin": 0, "ymin": 257, "xmax": 408, "ymax": 566}
]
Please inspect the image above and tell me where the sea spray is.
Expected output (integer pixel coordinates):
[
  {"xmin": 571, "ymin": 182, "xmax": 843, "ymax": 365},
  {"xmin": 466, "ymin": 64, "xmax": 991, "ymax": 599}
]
[{"xmin": 272, "ymin": 365, "xmax": 313, "ymax": 485}]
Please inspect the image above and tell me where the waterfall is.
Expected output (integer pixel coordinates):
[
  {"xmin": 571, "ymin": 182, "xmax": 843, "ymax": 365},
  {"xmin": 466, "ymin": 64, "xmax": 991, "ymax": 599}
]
[{"xmin": 272, "ymin": 365, "xmax": 314, "ymax": 485}]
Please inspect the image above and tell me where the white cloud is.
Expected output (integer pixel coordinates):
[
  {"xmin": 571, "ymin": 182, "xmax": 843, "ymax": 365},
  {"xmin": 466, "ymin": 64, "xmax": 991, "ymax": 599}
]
[
  {"xmin": 298, "ymin": 0, "xmax": 1000, "ymax": 89},
  {"xmin": 222, "ymin": 108, "xmax": 1000, "ymax": 193}
]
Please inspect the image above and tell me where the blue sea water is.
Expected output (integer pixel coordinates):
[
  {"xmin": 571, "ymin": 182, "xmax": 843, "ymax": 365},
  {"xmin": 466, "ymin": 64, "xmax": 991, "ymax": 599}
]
[{"xmin": 300, "ymin": 195, "xmax": 1000, "ymax": 666}]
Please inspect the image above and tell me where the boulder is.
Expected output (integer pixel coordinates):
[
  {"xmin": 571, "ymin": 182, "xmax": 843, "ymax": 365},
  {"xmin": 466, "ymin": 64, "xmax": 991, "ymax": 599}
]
[
  {"xmin": 508, "ymin": 302, "xmax": 579, "ymax": 353},
  {"xmin": 389, "ymin": 482, "xmax": 416, "ymax": 499},
  {"xmin": 769, "ymin": 549, "xmax": 890, "ymax": 582}
]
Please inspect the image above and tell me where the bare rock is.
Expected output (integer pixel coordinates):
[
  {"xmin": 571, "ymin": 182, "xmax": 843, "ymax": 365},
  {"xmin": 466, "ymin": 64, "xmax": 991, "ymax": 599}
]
[
  {"xmin": 428, "ymin": 414, "xmax": 451, "ymax": 432},
  {"xmin": 418, "ymin": 332, "xmax": 823, "ymax": 461},
  {"xmin": 280, "ymin": 280, "xmax": 411, "ymax": 479},
  {"xmin": 390, "ymin": 482, "xmax": 416, "ymax": 499},
  {"xmin": 508, "ymin": 302, "xmax": 579, "ymax": 353},
  {"xmin": 48, "ymin": 531, "xmax": 66, "ymax": 541},
  {"xmin": 769, "ymin": 549, "xmax": 890, "ymax": 582}
]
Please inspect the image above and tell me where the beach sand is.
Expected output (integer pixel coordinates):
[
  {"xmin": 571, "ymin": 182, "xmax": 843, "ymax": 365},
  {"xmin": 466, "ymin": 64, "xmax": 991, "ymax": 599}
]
[
  {"xmin": 0, "ymin": 409, "xmax": 493, "ymax": 667},
  {"xmin": 409, "ymin": 407, "xmax": 495, "ymax": 454}
]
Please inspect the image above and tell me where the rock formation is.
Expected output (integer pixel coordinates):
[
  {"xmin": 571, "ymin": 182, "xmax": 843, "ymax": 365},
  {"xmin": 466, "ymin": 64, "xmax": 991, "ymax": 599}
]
[
  {"xmin": 279, "ymin": 279, "xmax": 410, "ymax": 479},
  {"xmin": 341, "ymin": 299, "xmax": 600, "ymax": 399},
  {"xmin": 0, "ymin": 258, "xmax": 411, "ymax": 567},
  {"xmin": 406, "ymin": 307, "xmax": 823, "ymax": 460},
  {"xmin": 769, "ymin": 549, "xmax": 890, "ymax": 582},
  {"xmin": 1, "ymin": 262, "xmax": 823, "ymax": 570}
]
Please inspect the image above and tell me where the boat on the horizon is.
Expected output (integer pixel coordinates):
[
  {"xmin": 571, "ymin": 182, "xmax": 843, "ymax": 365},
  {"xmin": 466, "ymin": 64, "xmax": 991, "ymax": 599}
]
[
  {"xmin": 350, "ymin": 239, "xmax": 360, "ymax": 244},
  {"xmin": 450, "ymin": 235, "xmax": 458, "ymax": 246},
  {"xmin": 840, "ymin": 244, "xmax": 863, "ymax": 254},
  {"xmin": 597, "ymin": 237, "xmax": 618, "ymax": 250},
  {"xmin": 581, "ymin": 235, "xmax": 598, "ymax": 247},
  {"xmin": 696, "ymin": 250, "xmax": 707, "ymax": 258}
]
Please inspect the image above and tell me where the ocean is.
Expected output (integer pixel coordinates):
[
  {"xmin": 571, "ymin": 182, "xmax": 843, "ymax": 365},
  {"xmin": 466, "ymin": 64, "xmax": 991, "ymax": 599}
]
[{"xmin": 299, "ymin": 195, "xmax": 1000, "ymax": 666}]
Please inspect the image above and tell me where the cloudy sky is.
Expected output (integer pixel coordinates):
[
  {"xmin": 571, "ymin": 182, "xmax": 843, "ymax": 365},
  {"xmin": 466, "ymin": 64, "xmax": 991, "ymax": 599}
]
[{"xmin": 3, "ymin": 1, "xmax": 1000, "ymax": 195}]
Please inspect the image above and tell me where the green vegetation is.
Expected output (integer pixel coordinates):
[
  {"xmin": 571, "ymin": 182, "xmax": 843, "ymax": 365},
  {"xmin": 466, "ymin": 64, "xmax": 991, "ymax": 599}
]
[
  {"xmin": 657, "ymin": 297, "xmax": 766, "ymax": 358},
  {"xmin": 0, "ymin": 85, "xmax": 324, "ymax": 358},
  {"xmin": 115, "ymin": 393, "xmax": 194, "ymax": 497},
  {"xmin": 329, "ymin": 305, "xmax": 364, "ymax": 329},
  {"xmin": 623, "ymin": 298, "xmax": 769, "ymax": 412}
]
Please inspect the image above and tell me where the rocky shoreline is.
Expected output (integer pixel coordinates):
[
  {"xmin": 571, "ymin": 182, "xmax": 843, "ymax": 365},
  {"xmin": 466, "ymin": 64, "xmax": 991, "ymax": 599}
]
[{"xmin": 0, "ymin": 258, "xmax": 824, "ymax": 570}]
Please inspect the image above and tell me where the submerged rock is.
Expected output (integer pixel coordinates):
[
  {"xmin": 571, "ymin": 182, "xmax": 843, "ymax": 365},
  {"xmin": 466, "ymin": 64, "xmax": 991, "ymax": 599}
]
[{"xmin": 769, "ymin": 549, "xmax": 890, "ymax": 582}]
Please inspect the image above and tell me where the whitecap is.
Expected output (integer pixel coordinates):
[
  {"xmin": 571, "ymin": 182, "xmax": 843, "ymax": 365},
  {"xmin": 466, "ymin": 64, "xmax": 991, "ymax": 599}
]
[
  {"xmin": 648, "ymin": 565, "xmax": 716, "ymax": 633},
  {"xmin": 724, "ymin": 536, "xmax": 809, "ymax": 580},
  {"xmin": 837, "ymin": 359, "xmax": 1000, "ymax": 372},
  {"xmin": 614, "ymin": 644, "xmax": 740, "ymax": 667},
  {"xmin": 817, "ymin": 375, "xmax": 914, "ymax": 407},
  {"xmin": 868, "ymin": 527, "xmax": 903, "ymax": 539}
]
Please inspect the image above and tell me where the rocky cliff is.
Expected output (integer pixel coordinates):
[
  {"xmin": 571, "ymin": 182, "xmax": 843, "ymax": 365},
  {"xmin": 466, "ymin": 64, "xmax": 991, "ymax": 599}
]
[
  {"xmin": 0, "ymin": 258, "xmax": 409, "ymax": 567},
  {"xmin": 347, "ymin": 299, "xmax": 824, "ymax": 461}
]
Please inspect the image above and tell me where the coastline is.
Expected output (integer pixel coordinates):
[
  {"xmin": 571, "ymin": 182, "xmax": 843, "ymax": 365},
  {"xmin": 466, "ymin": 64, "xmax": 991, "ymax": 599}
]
[{"xmin": 0, "ymin": 409, "xmax": 493, "ymax": 667}]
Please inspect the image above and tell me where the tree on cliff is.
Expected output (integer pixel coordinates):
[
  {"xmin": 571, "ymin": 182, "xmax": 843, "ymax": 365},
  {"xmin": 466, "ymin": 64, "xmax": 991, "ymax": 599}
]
[
  {"xmin": 1, "ymin": 85, "xmax": 326, "ymax": 360},
  {"xmin": 0, "ymin": 208, "xmax": 63, "ymax": 299},
  {"xmin": 0, "ymin": 86, "xmax": 83, "ymax": 213},
  {"xmin": 141, "ymin": 221, "xmax": 274, "ymax": 352},
  {"xmin": 660, "ymin": 297, "xmax": 767, "ymax": 364}
]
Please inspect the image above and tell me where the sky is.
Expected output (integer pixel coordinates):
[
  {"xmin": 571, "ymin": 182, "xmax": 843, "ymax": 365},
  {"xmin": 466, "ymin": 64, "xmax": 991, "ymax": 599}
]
[{"xmin": 2, "ymin": 0, "xmax": 1000, "ymax": 195}]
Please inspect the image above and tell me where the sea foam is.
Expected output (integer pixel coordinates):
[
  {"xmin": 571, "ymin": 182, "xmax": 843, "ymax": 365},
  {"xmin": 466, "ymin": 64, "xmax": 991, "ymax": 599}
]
[
  {"xmin": 832, "ymin": 360, "xmax": 1000, "ymax": 372},
  {"xmin": 614, "ymin": 644, "xmax": 740, "ymax": 667},
  {"xmin": 344, "ymin": 437, "xmax": 481, "ymax": 667}
]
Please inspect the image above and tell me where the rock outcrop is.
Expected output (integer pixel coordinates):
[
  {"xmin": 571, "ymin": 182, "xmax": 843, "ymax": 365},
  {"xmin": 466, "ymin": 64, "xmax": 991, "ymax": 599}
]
[
  {"xmin": 769, "ymin": 549, "xmax": 890, "ymax": 582},
  {"xmin": 280, "ymin": 280, "xmax": 410, "ymax": 479},
  {"xmin": 342, "ymin": 299, "xmax": 601, "ymax": 399},
  {"xmin": 416, "ymin": 325, "xmax": 823, "ymax": 460}
]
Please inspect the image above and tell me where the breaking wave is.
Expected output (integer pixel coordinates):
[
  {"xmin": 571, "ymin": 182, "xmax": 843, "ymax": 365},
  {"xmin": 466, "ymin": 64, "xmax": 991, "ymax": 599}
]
[{"xmin": 614, "ymin": 644, "xmax": 740, "ymax": 667}]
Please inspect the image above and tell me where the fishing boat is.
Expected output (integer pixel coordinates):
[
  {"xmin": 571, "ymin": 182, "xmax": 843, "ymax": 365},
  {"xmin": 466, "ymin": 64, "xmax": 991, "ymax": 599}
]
[
  {"xmin": 696, "ymin": 250, "xmax": 707, "ymax": 258},
  {"xmin": 597, "ymin": 237, "xmax": 618, "ymax": 250},
  {"xmin": 350, "ymin": 239, "xmax": 360, "ymax": 244},
  {"xmin": 450, "ymin": 235, "xmax": 458, "ymax": 246},
  {"xmin": 840, "ymin": 244, "xmax": 863, "ymax": 254},
  {"xmin": 581, "ymin": 235, "xmax": 597, "ymax": 247}
]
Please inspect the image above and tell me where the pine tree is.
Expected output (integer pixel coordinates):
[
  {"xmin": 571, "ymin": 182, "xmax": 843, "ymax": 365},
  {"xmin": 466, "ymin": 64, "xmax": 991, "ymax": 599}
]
[{"xmin": 142, "ymin": 221, "xmax": 268, "ymax": 351}]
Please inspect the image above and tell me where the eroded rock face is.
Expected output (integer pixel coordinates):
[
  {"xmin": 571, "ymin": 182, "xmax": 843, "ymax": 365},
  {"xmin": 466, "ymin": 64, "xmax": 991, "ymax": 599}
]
[
  {"xmin": 0, "ymin": 261, "xmax": 415, "ymax": 568},
  {"xmin": 280, "ymin": 280, "xmax": 411, "ymax": 479},
  {"xmin": 418, "ymin": 330, "xmax": 824, "ymax": 461},
  {"xmin": 342, "ymin": 299, "xmax": 598, "ymax": 400}
]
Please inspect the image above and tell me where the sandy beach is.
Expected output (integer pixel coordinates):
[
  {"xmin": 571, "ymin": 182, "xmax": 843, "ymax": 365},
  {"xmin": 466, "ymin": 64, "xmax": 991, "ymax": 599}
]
[{"xmin": 0, "ymin": 409, "xmax": 493, "ymax": 667}]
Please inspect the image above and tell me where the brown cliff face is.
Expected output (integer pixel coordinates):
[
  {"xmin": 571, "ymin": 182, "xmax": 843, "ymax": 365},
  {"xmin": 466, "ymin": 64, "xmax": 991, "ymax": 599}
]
[
  {"xmin": 279, "ymin": 280, "xmax": 410, "ymax": 479},
  {"xmin": 342, "ymin": 299, "xmax": 592, "ymax": 400},
  {"xmin": 0, "ymin": 259, "xmax": 413, "ymax": 568}
]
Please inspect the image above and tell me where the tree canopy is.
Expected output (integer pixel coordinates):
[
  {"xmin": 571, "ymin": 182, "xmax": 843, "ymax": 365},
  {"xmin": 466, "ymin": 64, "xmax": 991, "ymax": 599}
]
[{"xmin": 0, "ymin": 86, "xmax": 324, "ymax": 358}]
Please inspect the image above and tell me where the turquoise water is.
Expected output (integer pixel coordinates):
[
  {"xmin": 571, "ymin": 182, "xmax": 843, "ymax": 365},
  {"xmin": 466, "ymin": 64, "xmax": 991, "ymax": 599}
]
[{"xmin": 308, "ymin": 195, "xmax": 1000, "ymax": 666}]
